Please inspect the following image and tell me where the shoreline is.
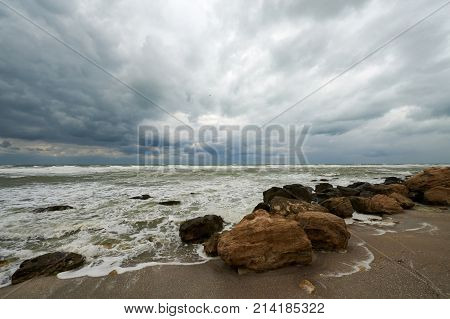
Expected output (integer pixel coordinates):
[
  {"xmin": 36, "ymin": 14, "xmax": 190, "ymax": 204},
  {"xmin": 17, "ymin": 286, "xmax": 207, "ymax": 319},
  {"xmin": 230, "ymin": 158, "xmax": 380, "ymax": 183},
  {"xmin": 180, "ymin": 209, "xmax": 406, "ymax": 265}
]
[{"xmin": 2, "ymin": 205, "xmax": 449, "ymax": 299}]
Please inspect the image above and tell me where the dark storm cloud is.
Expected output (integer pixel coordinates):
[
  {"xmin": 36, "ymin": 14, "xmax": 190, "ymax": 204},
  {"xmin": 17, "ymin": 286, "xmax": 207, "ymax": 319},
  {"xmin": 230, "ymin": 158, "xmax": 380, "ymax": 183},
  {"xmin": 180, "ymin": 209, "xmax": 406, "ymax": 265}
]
[{"xmin": 0, "ymin": 0, "xmax": 449, "ymax": 164}]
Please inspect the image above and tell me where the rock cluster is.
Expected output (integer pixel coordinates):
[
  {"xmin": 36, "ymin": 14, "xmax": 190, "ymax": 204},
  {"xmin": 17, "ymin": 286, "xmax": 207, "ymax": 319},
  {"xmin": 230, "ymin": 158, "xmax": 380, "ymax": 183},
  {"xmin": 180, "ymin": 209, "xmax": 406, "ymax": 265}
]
[
  {"xmin": 405, "ymin": 167, "xmax": 450, "ymax": 205},
  {"xmin": 188, "ymin": 167, "xmax": 448, "ymax": 272}
]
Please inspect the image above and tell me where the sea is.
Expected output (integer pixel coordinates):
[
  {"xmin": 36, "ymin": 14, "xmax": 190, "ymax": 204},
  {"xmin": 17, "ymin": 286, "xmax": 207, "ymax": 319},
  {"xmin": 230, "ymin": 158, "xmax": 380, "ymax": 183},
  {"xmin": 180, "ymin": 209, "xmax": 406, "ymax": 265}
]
[{"xmin": 0, "ymin": 164, "xmax": 430, "ymax": 286}]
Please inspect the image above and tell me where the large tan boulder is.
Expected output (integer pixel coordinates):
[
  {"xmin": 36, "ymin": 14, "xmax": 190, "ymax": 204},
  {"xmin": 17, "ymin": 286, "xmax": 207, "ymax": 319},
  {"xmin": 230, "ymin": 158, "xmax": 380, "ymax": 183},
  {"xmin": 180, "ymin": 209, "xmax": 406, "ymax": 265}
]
[
  {"xmin": 384, "ymin": 184, "xmax": 409, "ymax": 197},
  {"xmin": 424, "ymin": 187, "xmax": 450, "ymax": 206},
  {"xmin": 350, "ymin": 194, "xmax": 403, "ymax": 215},
  {"xmin": 295, "ymin": 212, "xmax": 350, "ymax": 251},
  {"xmin": 269, "ymin": 197, "xmax": 328, "ymax": 218},
  {"xmin": 320, "ymin": 197, "xmax": 354, "ymax": 218},
  {"xmin": 405, "ymin": 167, "xmax": 450, "ymax": 192},
  {"xmin": 388, "ymin": 192, "xmax": 415, "ymax": 209},
  {"xmin": 217, "ymin": 210, "xmax": 312, "ymax": 271}
]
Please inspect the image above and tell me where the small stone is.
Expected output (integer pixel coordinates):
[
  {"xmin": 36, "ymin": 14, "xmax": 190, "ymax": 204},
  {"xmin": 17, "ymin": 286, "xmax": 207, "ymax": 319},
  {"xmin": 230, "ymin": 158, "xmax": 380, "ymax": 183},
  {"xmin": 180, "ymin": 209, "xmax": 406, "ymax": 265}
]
[
  {"xmin": 299, "ymin": 279, "xmax": 316, "ymax": 294},
  {"xmin": 108, "ymin": 270, "xmax": 118, "ymax": 276}
]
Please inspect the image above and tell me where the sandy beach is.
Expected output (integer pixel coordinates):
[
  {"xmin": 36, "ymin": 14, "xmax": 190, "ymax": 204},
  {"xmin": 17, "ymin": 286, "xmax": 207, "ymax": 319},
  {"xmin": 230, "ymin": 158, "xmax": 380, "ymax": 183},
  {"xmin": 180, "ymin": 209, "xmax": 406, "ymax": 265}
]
[{"xmin": 1, "ymin": 205, "xmax": 448, "ymax": 299}]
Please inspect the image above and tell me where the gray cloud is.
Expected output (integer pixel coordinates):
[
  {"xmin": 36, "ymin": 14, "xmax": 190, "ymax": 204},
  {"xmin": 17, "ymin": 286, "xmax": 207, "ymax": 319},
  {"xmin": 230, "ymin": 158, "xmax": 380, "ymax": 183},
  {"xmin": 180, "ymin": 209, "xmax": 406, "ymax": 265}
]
[{"xmin": 0, "ymin": 0, "xmax": 449, "ymax": 164}]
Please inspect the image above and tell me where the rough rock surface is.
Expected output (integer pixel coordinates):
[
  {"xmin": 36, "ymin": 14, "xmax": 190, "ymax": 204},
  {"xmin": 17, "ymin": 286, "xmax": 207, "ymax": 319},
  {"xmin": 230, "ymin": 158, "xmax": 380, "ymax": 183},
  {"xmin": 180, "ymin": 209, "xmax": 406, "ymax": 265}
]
[
  {"xmin": 315, "ymin": 183, "xmax": 333, "ymax": 193},
  {"xmin": 316, "ymin": 188, "xmax": 342, "ymax": 203},
  {"xmin": 350, "ymin": 195, "xmax": 403, "ymax": 215},
  {"xmin": 405, "ymin": 167, "xmax": 450, "ymax": 193},
  {"xmin": 263, "ymin": 187, "xmax": 295, "ymax": 203},
  {"xmin": 295, "ymin": 212, "xmax": 350, "ymax": 251},
  {"xmin": 203, "ymin": 233, "xmax": 221, "ymax": 257},
  {"xmin": 269, "ymin": 197, "xmax": 328, "ymax": 217},
  {"xmin": 252, "ymin": 202, "xmax": 271, "ymax": 212},
  {"xmin": 384, "ymin": 177, "xmax": 404, "ymax": 185},
  {"xmin": 283, "ymin": 184, "xmax": 313, "ymax": 202},
  {"xmin": 12, "ymin": 252, "xmax": 85, "ymax": 285},
  {"xmin": 321, "ymin": 197, "xmax": 354, "ymax": 218},
  {"xmin": 217, "ymin": 211, "xmax": 312, "ymax": 271},
  {"xmin": 179, "ymin": 215, "xmax": 224, "ymax": 243},
  {"xmin": 424, "ymin": 187, "xmax": 450, "ymax": 206},
  {"xmin": 389, "ymin": 192, "xmax": 415, "ymax": 209}
]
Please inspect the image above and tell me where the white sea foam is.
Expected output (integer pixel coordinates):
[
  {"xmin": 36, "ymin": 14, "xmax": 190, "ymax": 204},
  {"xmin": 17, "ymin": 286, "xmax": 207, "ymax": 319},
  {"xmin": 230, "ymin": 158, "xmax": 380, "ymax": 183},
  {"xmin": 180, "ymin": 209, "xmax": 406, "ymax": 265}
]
[
  {"xmin": 351, "ymin": 212, "xmax": 397, "ymax": 227},
  {"xmin": 404, "ymin": 222, "xmax": 438, "ymax": 234},
  {"xmin": 320, "ymin": 242, "xmax": 375, "ymax": 278}
]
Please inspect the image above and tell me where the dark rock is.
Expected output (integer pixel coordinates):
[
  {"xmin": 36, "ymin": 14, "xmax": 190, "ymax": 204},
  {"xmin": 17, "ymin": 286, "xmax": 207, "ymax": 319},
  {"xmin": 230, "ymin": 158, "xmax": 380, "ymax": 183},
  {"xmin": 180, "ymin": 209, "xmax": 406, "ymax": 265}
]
[
  {"xmin": 203, "ymin": 233, "xmax": 221, "ymax": 257},
  {"xmin": 315, "ymin": 183, "xmax": 333, "ymax": 193},
  {"xmin": 320, "ymin": 179, "xmax": 329, "ymax": 182},
  {"xmin": 130, "ymin": 194, "xmax": 152, "ymax": 200},
  {"xmin": 384, "ymin": 177, "xmax": 404, "ymax": 185},
  {"xmin": 33, "ymin": 205, "xmax": 74, "ymax": 213},
  {"xmin": 347, "ymin": 182, "xmax": 371, "ymax": 189},
  {"xmin": 179, "ymin": 215, "xmax": 224, "ymax": 243},
  {"xmin": 253, "ymin": 202, "xmax": 271, "ymax": 212},
  {"xmin": 316, "ymin": 188, "xmax": 342, "ymax": 203},
  {"xmin": 337, "ymin": 186, "xmax": 360, "ymax": 197},
  {"xmin": 11, "ymin": 252, "xmax": 85, "ymax": 285},
  {"xmin": 283, "ymin": 184, "xmax": 313, "ymax": 202},
  {"xmin": 263, "ymin": 187, "xmax": 295, "ymax": 203},
  {"xmin": 321, "ymin": 197, "xmax": 354, "ymax": 218},
  {"xmin": 159, "ymin": 200, "xmax": 181, "ymax": 206}
]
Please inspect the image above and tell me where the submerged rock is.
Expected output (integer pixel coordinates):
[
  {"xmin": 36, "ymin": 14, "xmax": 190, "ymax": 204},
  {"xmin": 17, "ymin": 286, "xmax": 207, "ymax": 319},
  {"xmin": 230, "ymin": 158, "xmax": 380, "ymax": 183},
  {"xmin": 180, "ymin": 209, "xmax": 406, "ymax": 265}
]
[
  {"xmin": 320, "ymin": 197, "xmax": 354, "ymax": 218},
  {"xmin": 130, "ymin": 194, "xmax": 152, "ymax": 200},
  {"xmin": 11, "ymin": 252, "xmax": 85, "ymax": 285},
  {"xmin": 217, "ymin": 210, "xmax": 312, "ymax": 271},
  {"xmin": 269, "ymin": 197, "xmax": 328, "ymax": 217},
  {"xmin": 424, "ymin": 186, "xmax": 450, "ymax": 206},
  {"xmin": 295, "ymin": 212, "xmax": 350, "ymax": 251},
  {"xmin": 33, "ymin": 205, "xmax": 74, "ymax": 213},
  {"xmin": 158, "ymin": 200, "xmax": 181, "ymax": 206},
  {"xmin": 179, "ymin": 215, "xmax": 224, "ymax": 243}
]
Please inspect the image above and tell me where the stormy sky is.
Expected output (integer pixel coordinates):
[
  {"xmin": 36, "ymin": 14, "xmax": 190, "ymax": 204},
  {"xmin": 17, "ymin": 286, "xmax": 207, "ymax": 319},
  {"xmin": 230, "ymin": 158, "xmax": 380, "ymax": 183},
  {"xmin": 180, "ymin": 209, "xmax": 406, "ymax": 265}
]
[{"xmin": 0, "ymin": 0, "xmax": 449, "ymax": 165}]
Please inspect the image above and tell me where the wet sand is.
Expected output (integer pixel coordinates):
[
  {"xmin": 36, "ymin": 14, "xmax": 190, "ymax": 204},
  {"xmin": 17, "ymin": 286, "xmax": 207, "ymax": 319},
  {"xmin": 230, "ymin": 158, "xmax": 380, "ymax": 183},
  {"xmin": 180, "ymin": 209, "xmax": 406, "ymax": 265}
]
[{"xmin": 1, "ymin": 205, "xmax": 449, "ymax": 299}]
